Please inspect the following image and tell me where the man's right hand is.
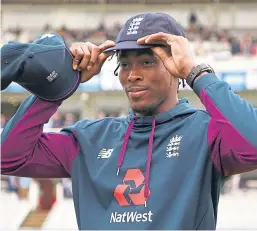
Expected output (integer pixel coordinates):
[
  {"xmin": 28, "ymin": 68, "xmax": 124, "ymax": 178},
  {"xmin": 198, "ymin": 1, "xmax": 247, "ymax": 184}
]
[{"xmin": 69, "ymin": 40, "xmax": 115, "ymax": 83}]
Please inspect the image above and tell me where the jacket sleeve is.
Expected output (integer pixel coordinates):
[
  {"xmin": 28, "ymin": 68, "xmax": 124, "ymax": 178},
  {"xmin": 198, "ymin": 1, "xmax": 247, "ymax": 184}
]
[
  {"xmin": 193, "ymin": 74, "xmax": 257, "ymax": 176},
  {"xmin": 1, "ymin": 95, "xmax": 80, "ymax": 178}
]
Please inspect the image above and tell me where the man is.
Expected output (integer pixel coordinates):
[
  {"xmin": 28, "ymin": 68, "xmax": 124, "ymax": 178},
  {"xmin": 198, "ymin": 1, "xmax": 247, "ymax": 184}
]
[{"xmin": 1, "ymin": 13, "xmax": 257, "ymax": 230}]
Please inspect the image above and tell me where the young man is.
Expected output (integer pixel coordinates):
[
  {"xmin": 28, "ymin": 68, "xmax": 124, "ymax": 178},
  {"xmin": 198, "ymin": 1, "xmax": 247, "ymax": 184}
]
[{"xmin": 1, "ymin": 13, "xmax": 257, "ymax": 230}]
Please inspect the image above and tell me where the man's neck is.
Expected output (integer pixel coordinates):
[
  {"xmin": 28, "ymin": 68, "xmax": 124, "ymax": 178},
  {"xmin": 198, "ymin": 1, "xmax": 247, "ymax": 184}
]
[{"xmin": 135, "ymin": 96, "xmax": 179, "ymax": 117}]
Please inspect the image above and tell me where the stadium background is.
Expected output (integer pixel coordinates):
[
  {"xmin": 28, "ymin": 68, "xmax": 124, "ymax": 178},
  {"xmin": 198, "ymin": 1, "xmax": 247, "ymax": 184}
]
[{"xmin": 1, "ymin": 0, "xmax": 257, "ymax": 230}]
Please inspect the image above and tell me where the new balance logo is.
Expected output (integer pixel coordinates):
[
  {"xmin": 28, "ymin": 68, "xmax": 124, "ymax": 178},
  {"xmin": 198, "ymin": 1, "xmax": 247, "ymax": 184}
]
[
  {"xmin": 97, "ymin": 148, "xmax": 114, "ymax": 159},
  {"xmin": 126, "ymin": 17, "xmax": 144, "ymax": 35},
  {"xmin": 47, "ymin": 71, "xmax": 58, "ymax": 82},
  {"xmin": 166, "ymin": 135, "xmax": 183, "ymax": 158}
]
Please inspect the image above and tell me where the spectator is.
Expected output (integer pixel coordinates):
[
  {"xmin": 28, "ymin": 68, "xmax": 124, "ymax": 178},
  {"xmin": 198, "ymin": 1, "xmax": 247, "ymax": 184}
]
[
  {"xmin": 64, "ymin": 113, "xmax": 75, "ymax": 126},
  {"xmin": 96, "ymin": 111, "xmax": 106, "ymax": 119},
  {"xmin": 189, "ymin": 11, "xmax": 198, "ymax": 27},
  {"xmin": 51, "ymin": 112, "xmax": 64, "ymax": 128},
  {"xmin": 1, "ymin": 113, "xmax": 7, "ymax": 128},
  {"xmin": 62, "ymin": 178, "xmax": 73, "ymax": 198},
  {"xmin": 250, "ymin": 39, "xmax": 257, "ymax": 55},
  {"xmin": 194, "ymin": 37, "xmax": 206, "ymax": 56},
  {"xmin": 18, "ymin": 177, "xmax": 32, "ymax": 200},
  {"xmin": 7, "ymin": 176, "xmax": 19, "ymax": 193},
  {"xmin": 241, "ymin": 33, "xmax": 254, "ymax": 56},
  {"xmin": 230, "ymin": 37, "xmax": 241, "ymax": 55}
]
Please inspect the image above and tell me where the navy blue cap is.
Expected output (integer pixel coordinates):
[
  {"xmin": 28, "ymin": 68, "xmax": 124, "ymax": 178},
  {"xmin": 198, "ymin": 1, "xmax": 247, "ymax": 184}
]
[
  {"xmin": 104, "ymin": 13, "xmax": 185, "ymax": 52},
  {"xmin": 1, "ymin": 33, "xmax": 81, "ymax": 101}
]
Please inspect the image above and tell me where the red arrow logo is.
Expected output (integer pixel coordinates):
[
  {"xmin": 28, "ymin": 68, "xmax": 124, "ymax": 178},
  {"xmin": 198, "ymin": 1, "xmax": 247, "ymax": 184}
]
[{"xmin": 114, "ymin": 169, "xmax": 151, "ymax": 206}]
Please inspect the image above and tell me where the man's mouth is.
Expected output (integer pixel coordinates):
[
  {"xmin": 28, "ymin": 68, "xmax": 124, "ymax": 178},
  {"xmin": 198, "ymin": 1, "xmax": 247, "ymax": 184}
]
[
  {"xmin": 128, "ymin": 89, "xmax": 148, "ymax": 98},
  {"xmin": 127, "ymin": 86, "xmax": 148, "ymax": 99}
]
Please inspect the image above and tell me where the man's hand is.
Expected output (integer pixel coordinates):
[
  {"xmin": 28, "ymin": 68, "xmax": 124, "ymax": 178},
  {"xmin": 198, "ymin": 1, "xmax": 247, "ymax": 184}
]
[
  {"xmin": 137, "ymin": 33, "xmax": 197, "ymax": 79},
  {"xmin": 69, "ymin": 40, "xmax": 115, "ymax": 83}
]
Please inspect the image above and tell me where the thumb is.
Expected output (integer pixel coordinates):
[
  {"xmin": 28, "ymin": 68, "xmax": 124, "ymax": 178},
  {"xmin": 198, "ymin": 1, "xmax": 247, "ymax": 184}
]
[
  {"xmin": 96, "ymin": 40, "xmax": 116, "ymax": 68},
  {"xmin": 98, "ymin": 51, "xmax": 115, "ymax": 69},
  {"xmin": 98, "ymin": 40, "xmax": 115, "ymax": 53}
]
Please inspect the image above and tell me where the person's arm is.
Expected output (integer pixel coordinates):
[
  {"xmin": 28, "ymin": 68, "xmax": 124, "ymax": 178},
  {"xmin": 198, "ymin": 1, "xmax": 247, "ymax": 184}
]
[
  {"xmin": 137, "ymin": 32, "xmax": 257, "ymax": 176},
  {"xmin": 1, "ymin": 40, "xmax": 116, "ymax": 178},
  {"xmin": 193, "ymin": 73, "xmax": 257, "ymax": 176},
  {"xmin": 1, "ymin": 95, "xmax": 80, "ymax": 178}
]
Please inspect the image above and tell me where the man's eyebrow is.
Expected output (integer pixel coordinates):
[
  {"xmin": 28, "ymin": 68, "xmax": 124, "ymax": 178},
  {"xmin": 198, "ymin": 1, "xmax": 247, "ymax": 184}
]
[{"xmin": 118, "ymin": 50, "xmax": 154, "ymax": 60}]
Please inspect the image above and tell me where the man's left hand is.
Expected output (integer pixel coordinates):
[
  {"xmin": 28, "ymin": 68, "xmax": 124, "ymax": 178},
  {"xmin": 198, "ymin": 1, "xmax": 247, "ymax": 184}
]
[{"xmin": 137, "ymin": 32, "xmax": 197, "ymax": 79}]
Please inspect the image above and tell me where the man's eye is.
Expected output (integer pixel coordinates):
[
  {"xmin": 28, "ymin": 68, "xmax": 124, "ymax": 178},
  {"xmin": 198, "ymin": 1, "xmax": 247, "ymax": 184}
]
[
  {"xmin": 120, "ymin": 63, "xmax": 130, "ymax": 68},
  {"xmin": 143, "ymin": 60, "xmax": 154, "ymax": 65}
]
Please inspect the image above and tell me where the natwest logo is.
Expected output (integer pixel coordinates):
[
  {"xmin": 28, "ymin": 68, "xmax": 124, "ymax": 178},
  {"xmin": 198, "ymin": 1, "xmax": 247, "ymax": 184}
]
[
  {"xmin": 110, "ymin": 211, "xmax": 153, "ymax": 223},
  {"xmin": 114, "ymin": 168, "xmax": 151, "ymax": 206}
]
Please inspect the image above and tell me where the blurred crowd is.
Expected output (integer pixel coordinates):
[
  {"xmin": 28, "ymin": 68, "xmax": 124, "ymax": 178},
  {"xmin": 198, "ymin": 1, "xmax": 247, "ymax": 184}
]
[
  {"xmin": 186, "ymin": 12, "xmax": 257, "ymax": 56},
  {"xmin": 1, "ymin": 110, "xmax": 127, "ymax": 129},
  {"xmin": 45, "ymin": 111, "xmax": 77, "ymax": 128},
  {"xmin": 2, "ymin": 12, "xmax": 257, "ymax": 57},
  {"xmin": 1, "ymin": 111, "xmax": 77, "ymax": 129}
]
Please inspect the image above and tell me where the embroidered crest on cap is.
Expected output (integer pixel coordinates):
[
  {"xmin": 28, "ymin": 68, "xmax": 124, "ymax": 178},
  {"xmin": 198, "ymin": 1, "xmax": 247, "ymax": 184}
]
[
  {"xmin": 47, "ymin": 71, "xmax": 58, "ymax": 82},
  {"xmin": 126, "ymin": 17, "xmax": 144, "ymax": 35}
]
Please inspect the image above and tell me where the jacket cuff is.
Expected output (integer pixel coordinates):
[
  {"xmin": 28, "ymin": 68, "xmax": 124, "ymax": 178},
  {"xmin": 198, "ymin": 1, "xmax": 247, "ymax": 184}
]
[{"xmin": 193, "ymin": 73, "xmax": 220, "ymax": 96}]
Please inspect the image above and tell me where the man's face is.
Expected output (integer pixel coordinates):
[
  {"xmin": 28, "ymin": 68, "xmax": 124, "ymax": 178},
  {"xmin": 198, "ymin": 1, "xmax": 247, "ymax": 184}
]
[{"xmin": 118, "ymin": 49, "xmax": 175, "ymax": 115}]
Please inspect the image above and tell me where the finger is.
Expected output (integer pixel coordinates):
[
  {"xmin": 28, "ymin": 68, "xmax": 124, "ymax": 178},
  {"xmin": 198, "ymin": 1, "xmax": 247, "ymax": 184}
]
[
  {"xmin": 138, "ymin": 32, "xmax": 168, "ymax": 45},
  {"xmin": 97, "ymin": 52, "xmax": 115, "ymax": 70},
  {"xmin": 77, "ymin": 45, "xmax": 91, "ymax": 71},
  {"xmin": 151, "ymin": 46, "xmax": 171, "ymax": 62},
  {"xmin": 151, "ymin": 47, "xmax": 179, "ymax": 76},
  {"xmin": 98, "ymin": 40, "xmax": 116, "ymax": 53},
  {"xmin": 166, "ymin": 35, "xmax": 179, "ymax": 45},
  {"xmin": 138, "ymin": 33, "xmax": 180, "ymax": 46},
  {"xmin": 137, "ymin": 35, "xmax": 150, "ymax": 44},
  {"xmin": 149, "ymin": 33, "xmax": 180, "ymax": 43},
  {"xmin": 87, "ymin": 44, "xmax": 100, "ymax": 71},
  {"xmin": 71, "ymin": 47, "xmax": 84, "ymax": 70},
  {"xmin": 87, "ymin": 40, "xmax": 115, "ymax": 71},
  {"xmin": 146, "ymin": 32, "xmax": 169, "ymax": 44}
]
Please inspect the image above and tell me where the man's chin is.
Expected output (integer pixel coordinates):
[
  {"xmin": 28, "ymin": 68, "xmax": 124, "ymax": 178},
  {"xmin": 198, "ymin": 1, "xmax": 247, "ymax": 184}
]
[{"xmin": 130, "ymin": 102, "xmax": 156, "ymax": 116}]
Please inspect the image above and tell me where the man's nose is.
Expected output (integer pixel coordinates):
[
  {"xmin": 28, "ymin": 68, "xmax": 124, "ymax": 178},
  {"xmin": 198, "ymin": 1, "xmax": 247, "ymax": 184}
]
[{"xmin": 127, "ymin": 67, "xmax": 143, "ymax": 82}]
